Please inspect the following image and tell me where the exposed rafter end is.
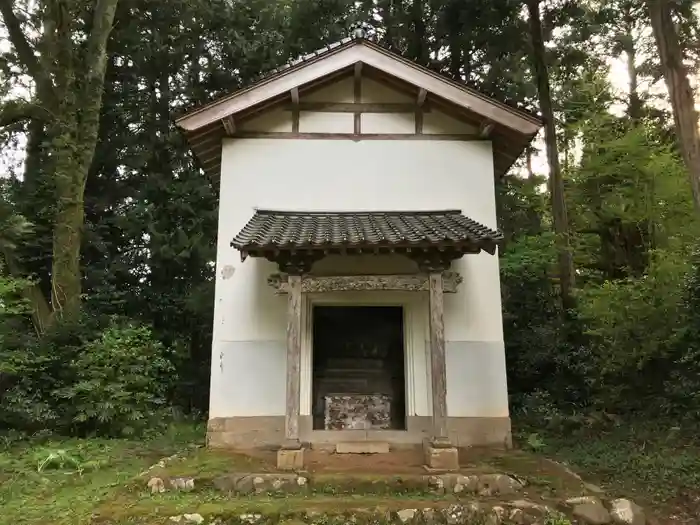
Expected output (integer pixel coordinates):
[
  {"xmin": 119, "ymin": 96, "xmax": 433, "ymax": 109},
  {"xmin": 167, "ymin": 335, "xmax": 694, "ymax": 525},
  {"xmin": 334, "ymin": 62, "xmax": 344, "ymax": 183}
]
[
  {"xmin": 417, "ymin": 88, "xmax": 428, "ymax": 107},
  {"xmin": 221, "ymin": 115, "xmax": 236, "ymax": 135},
  {"xmin": 290, "ymin": 87, "xmax": 299, "ymax": 105},
  {"xmin": 479, "ymin": 120, "xmax": 495, "ymax": 138}
]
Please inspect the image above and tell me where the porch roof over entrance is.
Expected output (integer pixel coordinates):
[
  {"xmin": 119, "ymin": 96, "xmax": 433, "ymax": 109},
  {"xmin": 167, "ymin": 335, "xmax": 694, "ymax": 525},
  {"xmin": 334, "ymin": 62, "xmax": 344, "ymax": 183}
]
[{"xmin": 231, "ymin": 209, "xmax": 503, "ymax": 260}]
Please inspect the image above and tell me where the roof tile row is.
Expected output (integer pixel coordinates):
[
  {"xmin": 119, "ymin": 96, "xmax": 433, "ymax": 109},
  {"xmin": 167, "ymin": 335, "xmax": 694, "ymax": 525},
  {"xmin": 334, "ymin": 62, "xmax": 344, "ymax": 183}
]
[{"xmin": 231, "ymin": 209, "xmax": 503, "ymax": 254}]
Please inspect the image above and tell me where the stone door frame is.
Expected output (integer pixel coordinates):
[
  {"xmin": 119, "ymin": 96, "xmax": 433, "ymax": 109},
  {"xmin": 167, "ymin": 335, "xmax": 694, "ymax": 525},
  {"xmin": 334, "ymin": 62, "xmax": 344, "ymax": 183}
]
[{"xmin": 300, "ymin": 291, "xmax": 426, "ymax": 438}]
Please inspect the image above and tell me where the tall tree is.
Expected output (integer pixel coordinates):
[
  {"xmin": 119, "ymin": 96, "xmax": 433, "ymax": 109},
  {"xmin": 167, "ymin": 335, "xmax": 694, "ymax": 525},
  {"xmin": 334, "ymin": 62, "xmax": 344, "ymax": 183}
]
[
  {"xmin": 526, "ymin": 0, "xmax": 575, "ymax": 307},
  {"xmin": 647, "ymin": 0, "xmax": 700, "ymax": 211},
  {"xmin": 0, "ymin": 0, "xmax": 120, "ymax": 325}
]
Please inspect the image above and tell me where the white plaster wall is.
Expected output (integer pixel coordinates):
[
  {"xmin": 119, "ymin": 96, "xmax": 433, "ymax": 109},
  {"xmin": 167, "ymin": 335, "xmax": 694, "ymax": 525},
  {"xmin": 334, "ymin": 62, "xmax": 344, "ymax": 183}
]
[
  {"xmin": 240, "ymin": 109, "xmax": 291, "ymax": 132},
  {"xmin": 302, "ymin": 77, "xmax": 354, "ymax": 102},
  {"xmin": 210, "ymin": 78, "xmax": 508, "ymax": 420}
]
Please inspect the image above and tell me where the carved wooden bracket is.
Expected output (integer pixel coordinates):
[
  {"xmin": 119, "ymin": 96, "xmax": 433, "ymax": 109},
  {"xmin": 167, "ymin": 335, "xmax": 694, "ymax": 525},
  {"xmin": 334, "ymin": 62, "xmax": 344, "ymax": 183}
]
[{"xmin": 267, "ymin": 272, "xmax": 463, "ymax": 294}]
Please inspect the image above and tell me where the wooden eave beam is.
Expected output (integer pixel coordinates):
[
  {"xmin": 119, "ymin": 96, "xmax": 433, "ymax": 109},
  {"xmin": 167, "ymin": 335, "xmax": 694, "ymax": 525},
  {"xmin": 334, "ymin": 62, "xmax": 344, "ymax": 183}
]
[
  {"xmin": 479, "ymin": 120, "xmax": 495, "ymax": 138},
  {"xmin": 176, "ymin": 44, "xmax": 541, "ymax": 134},
  {"xmin": 354, "ymin": 61, "xmax": 363, "ymax": 80},
  {"xmin": 354, "ymin": 62, "xmax": 363, "ymax": 134},
  {"xmin": 290, "ymin": 87, "xmax": 300, "ymax": 132},
  {"xmin": 417, "ymin": 88, "xmax": 428, "ymax": 107},
  {"xmin": 221, "ymin": 115, "xmax": 236, "ymax": 135},
  {"xmin": 284, "ymin": 102, "xmax": 430, "ymax": 113}
]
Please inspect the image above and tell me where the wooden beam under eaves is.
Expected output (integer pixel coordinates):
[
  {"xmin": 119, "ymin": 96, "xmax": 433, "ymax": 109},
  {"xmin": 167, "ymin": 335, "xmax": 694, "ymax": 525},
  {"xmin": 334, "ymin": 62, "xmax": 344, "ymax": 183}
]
[
  {"xmin": 415, "ymin": 88, "xmax": 427, "ymax": 134},
  {"xmin": 417, "ymin": 88, "xmax": 428, "ymax": 107},
  {"xmin": 221, "ymin": 115, "xmax": 236, "ymax": 135},
  {"xmin": 354, "ymin": 62, "xmax": 363, "ymax": 134},
  {"xmin": 479, "ymin": 120, "xmax": 495, "ymax": 138},
  {"xmin": 290, "ymin": 87, "xmax": 300, "ymax": 133}
]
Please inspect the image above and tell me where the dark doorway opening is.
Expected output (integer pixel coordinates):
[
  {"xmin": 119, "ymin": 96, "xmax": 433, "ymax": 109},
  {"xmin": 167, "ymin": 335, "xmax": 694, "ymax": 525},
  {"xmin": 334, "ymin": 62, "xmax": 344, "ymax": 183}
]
[{"xmin": 312, "ymin": 305, "xmax": 406, "ymax": 431}]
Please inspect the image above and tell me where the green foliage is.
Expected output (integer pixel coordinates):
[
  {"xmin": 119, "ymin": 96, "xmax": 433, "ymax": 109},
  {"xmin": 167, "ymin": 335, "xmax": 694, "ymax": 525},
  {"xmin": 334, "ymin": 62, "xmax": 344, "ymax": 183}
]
[
  {"xmin": 0, "ymin": 423, "xmax": 204, "ymax": 524},
  {"xmin": 57, "ymin": 321, "xmax": 176, "ymax": 437},
  {"xmin": 0, "ymin": 0, "xmax": 698, "ymax": 453},
  {"xmin": 501, "ymin": 233, "xmax": 589, "ymax": 407},
  {"xmin": 544, "ymin": 512, "xmax": 573, "ymax": 525},
  {"xmin": 0, "ymin": 262, "xmax": 31, "ymax": 316},
  {"xmin": 665, "ymin": 249, "xmax": 700, "ymax": 415},
  {"xmin": 541, "ymin": 421, "xmax": 700, "ymax": 509},
  {"xmin": 0, "ymin": 316, "xmax": 176, "ymax": 437},
  {"xmin": 33, "ymin": 447, "xmax": 109, "ymax": 475},
  {"xmin": 0, "ymin": 316, "xmax": 96, "ymax": 431}
]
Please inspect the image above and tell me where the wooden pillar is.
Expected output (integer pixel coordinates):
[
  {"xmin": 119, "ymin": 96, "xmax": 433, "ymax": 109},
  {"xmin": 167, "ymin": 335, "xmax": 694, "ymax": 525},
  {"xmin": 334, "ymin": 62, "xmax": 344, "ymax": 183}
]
[
  {"xmin": 428, "ymin": 271, "xmax": 449, "ymax": 443},
  {"xmin": 284, "ymin": 273, "xmax": 302, "ymax": 447}
]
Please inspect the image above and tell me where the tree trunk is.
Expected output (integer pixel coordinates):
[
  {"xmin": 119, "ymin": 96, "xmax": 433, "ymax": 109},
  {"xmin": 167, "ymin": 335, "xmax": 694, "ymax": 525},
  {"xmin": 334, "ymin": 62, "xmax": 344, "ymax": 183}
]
[
  {"xmin": 526, "ymin": 147, "xmax": 534, "ymax": 180},
  {"xmin": 446, "ymin": 1, "xmax": 462, "ymax": 79},
  {"xmin": 0, "ymin": 0, "xmax": 120, "ymax": 323},
  {"xmin": 647, "ymin": 0, "xmax": 700, "ymax": 210},
  {"xmin": 51, "ymin": 123, "xmax": 84, "ymax": 316},
  {"xmin": 527, "ymin": 0, "xmax": 575, "ymax": 307},
  {"xmin": 379, "ymin": 0, "xmax": 394, "ymax": 50},
  {"xmin": 409, "ymin": 0, "xmax": 427, "ymax": 63},
  {"xmin": 622, "ymin": 5, "xmax": 641, "ymax": 120}
]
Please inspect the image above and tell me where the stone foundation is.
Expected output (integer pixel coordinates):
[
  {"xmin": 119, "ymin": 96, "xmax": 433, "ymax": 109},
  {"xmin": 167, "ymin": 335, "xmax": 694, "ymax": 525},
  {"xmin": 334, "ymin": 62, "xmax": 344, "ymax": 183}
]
[
  {"xmin": 207, "ymin": 415, "xmax": 511, "ymax": 449},
  {"xmin": 277, "ymin": 447, "xmax": 305, "ymax": 470},
  {"xmin": 423, "ymin": 442, "xmax": 459, "ymax": 472}
]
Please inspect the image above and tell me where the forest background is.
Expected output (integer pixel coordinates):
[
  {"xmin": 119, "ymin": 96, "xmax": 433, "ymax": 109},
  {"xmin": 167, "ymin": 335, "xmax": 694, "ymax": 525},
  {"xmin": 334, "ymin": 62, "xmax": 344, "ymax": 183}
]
[{"xmin": 1, "ymin": 0, "xmax": 700, "ymax": 516}]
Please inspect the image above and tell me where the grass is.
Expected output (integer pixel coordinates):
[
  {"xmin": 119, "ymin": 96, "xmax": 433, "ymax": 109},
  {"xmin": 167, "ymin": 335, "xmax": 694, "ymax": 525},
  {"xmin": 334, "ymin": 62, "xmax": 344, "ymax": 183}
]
[
  {"xmin": 2, "ymin": 420, "xmax": 699, "ymax": 525},
  {"xmin": 519, "ymin": 420, "xmax": 700, "ymax": 523},
  {"xmin": 0, "ymin": 423, "xmax": 204, "ymax": 525}
]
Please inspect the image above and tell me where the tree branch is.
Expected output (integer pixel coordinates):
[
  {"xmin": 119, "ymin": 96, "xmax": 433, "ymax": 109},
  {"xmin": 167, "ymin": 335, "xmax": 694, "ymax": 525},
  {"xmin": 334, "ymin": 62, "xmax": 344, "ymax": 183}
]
[
  {"xmin": 77, "ymin": 0, "xmax": 119, "ymax": 145},
  {"xmin": 0, "ymin": 0, "xmax": 56, "ymax": 106},
  {"xmin": 83, "ymin": 0, "xmax": 119, "ymax": 94},
  {"xmin": 0, "ymin": 100, "xmax": 46, "ymax": 127}
]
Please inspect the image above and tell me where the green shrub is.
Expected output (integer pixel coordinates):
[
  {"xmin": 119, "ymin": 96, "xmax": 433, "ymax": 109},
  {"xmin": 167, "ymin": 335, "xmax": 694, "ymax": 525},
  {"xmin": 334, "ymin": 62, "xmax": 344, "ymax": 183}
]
[
  {"xmin": 576, "ymin": 249, "xmax": 690, "ymax": 414},
  {"xmin": 666, "ymin": 249, "xmax": 700, "ymax": 418},
  {"xmin": 57, "ymin": 320, "xmax": 176, "ymax": 437},
  {"xmin": 0, "ymin": 267, "xmax": 69, "ymax": 431},
  {"xmin": 1, "ymin": 311, "xmax": 176, "ymax": 437},
  {"xmin": 501, "ymin": 234, "xmax": 589, "ymax": 409}
]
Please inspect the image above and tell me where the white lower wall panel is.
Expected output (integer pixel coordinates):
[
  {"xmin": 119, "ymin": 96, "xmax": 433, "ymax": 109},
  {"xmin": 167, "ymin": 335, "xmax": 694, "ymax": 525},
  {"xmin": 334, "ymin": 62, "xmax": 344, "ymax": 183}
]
[
  {"xmin": 209, "ymin": 340, "xmax": 286, "ymax": 417},
  {"xmin": 445, "ymin": 341, "xmax": 509, "ymax": 418}
]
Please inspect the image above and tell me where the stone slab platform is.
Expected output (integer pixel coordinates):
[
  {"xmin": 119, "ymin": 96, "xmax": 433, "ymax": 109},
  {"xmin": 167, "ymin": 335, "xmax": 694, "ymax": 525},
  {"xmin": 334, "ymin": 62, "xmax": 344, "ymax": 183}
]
[{"xmin": 335, "ymin": 441, "xmax": 390, "ymax": 454}]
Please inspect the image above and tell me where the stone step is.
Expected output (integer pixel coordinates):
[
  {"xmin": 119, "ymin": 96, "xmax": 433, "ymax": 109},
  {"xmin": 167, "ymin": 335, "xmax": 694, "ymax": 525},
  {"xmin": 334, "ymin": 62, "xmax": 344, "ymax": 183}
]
[{"xmin": 335, "ymin": 441, "xmax": 390, "ymax": 454}]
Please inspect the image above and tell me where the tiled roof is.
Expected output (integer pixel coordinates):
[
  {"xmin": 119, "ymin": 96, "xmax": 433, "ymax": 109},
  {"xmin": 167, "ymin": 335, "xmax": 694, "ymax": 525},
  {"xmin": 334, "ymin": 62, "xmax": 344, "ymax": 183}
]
[
  {"xmin": 245, "ymin": 31, "xmax": 539, "ymax": 119},
  {"xmin": 181, "ymin": 31, "xmax": 540, "ymax": 124},
  {"xmin": 231, "ymin": 209, "xmax": 503, "ymax": 256},
  {"xmin": 176, "ymin": 30, "xmax": 542, "ymax": 180}
]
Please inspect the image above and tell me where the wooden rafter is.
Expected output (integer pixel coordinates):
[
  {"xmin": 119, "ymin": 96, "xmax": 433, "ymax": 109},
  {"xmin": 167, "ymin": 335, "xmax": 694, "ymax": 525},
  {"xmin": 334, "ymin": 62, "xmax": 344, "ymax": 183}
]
[
  {"xmin": 285, "ymin": 102, "xmax": 429, "ymax": 113},
  {"xmin": 479, "ymin": 120, "xmax": 495, "ymax": 138},
  {"xmin": 290, "ymin": 87, "xmax": 300, "ymax": 133},
  {"xmin": 417, "ymin": 88, "xmax": 428, "ymax": 107},
  {"xmin": 353, "ymin": 62, "xmax": 363, "ymax": 134},
  {"xmin": 221, "ymin": 115, "xmax": 236, "ymax": 135}
]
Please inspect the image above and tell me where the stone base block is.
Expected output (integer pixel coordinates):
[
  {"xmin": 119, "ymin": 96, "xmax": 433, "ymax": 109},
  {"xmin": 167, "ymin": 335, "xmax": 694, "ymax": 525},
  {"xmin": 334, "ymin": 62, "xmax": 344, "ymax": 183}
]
[
  {"xmin": 335, "ymin": 441, "xmax": 390, "ymax": 454},
  {"xmin": 277, "ymin": 447, "xmax": 305, "ymax": 470},
  {"xmin": 207, "ymin": 415, "xmax": 511, "ymax": 449},
  {"xmin": 423, "ymin": 444, "xmax": 459, "ymax": 472}
]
